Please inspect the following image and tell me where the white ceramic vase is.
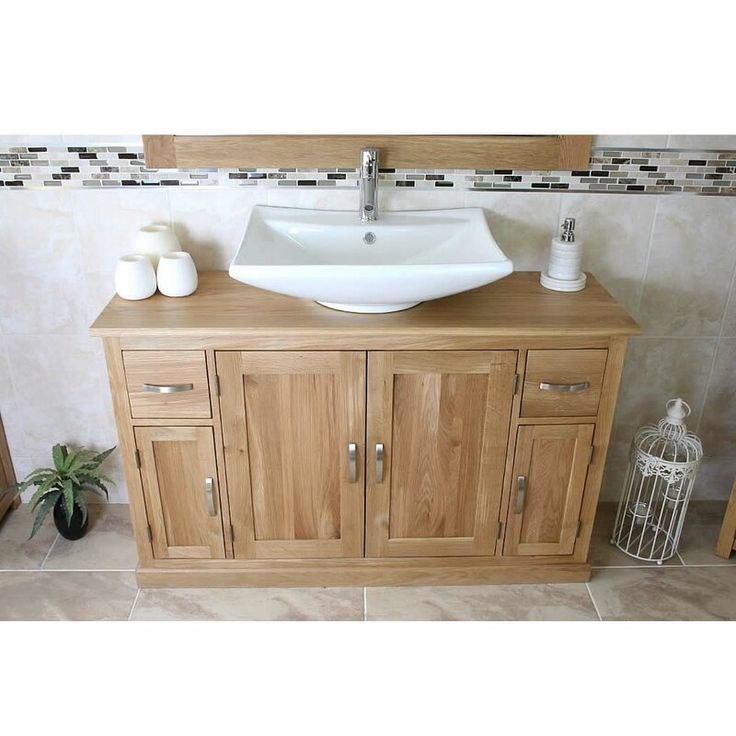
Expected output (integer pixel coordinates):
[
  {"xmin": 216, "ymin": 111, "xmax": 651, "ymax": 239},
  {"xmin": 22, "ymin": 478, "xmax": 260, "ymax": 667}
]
[
  {"xmin": 157, "ymin": 251, "xmax": 198, "ymax": 297},
  {"xmin": 114, "ymin": 254, "xmax": 157, "ymax": 300},
  {"xmin": 134, "ymin": 224, "xmax": 180, "ymax": 267}
]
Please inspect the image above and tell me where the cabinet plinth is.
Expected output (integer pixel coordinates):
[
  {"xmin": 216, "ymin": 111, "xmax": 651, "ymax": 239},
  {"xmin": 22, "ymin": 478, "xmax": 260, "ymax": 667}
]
[{"xmin": 93, "ymin": 272, "xmax": 639, "ymax": 587}]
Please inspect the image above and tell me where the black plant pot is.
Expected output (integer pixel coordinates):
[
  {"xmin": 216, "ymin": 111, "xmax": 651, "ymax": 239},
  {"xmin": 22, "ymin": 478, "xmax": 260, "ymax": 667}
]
[{"xmin": 53, "ymin": 499, "xmax": 89, "ymax": 540}]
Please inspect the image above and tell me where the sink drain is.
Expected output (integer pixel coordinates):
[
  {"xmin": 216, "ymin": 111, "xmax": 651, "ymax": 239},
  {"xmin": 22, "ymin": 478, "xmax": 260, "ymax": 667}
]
[{"xmin": 363, "ymin": 232, "xmax": 376, "ymax": 245}]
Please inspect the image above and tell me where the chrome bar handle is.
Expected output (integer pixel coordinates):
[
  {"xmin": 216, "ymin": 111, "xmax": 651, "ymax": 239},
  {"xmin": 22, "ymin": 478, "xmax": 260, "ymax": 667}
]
[
  {"xmin": 539, "ymin": 381, "xmax": 589, "ymax": 393},
  {"xmin": 348, "ymin": 443, "xmax": 357, "ymax": 483},
  {"xmin": 204, "ymin": 477, "xmax": 216, "ymax": 516},
  {"xmin": 143, "ymin": 383, "xmax": 194, "ymax": 394},
  {"xmin": 375, "ymin": 443, "xmax": 385, "ymax": 483},
  {"xmin": 515, "ymin": 475, "xmax": 527, "ymax": 514}
]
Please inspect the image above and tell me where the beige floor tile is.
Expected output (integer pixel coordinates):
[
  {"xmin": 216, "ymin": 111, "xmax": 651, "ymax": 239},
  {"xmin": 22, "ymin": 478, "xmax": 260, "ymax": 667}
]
[
  {"xmin": 131, "ymin": 587, "xmax": 364, "ymax": 621},
  {"xmin": 44, "ymin": 504, "xmax": 137, "ymax": 570},
  {"xmin": 0, "ymin": 503, "xmax": 57, "ymax": 570},
  {"xmin": 0, "ymin": 571, "xmax": 137, "ymax": 620},
  {"xmin": 678, "ymin": 501, "xmax": 736, "ymax": 566},
  {"xmin": 366, "ymin": 584, "xmax": 598, "ymax": 621},
  {"xmin": 587, "ymin": 567, "xmax": 736, "ymax": 621},
  {"xmin": 590, "ymin": 503, "xmax": 682, "ymax": 567}
]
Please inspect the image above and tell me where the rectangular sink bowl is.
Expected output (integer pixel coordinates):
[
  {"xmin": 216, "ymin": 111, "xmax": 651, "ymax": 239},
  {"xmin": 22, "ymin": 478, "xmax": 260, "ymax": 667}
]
[{"xmin": 229, "ymin": 205, "xmax": 513, "ymax": 313}]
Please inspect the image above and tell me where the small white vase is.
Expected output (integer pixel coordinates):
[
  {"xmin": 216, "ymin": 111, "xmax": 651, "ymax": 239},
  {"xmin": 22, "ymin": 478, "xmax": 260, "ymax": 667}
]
[
  {"xmin": 134, "ymin": 224, "xmax": 180, "ymax": 268},
  {"xmin": 157, "ymin": 251, "xmax": 198, "ymax": 297},
  {"xmin": 114, "ymin": 254, "xmax": 157, "ymax": 300}
]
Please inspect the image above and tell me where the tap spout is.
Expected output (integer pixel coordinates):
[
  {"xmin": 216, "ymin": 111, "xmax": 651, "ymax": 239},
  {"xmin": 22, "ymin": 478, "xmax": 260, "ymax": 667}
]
[{"xmin": 359, "ymin": 148, "xmax": 378, "ymax": 222}]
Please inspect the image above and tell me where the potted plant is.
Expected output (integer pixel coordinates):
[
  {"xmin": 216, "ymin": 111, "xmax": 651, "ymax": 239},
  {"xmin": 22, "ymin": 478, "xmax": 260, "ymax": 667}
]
[{"xmin": 3, "ymin": 444, "xmax": 115, "ymax": 540}]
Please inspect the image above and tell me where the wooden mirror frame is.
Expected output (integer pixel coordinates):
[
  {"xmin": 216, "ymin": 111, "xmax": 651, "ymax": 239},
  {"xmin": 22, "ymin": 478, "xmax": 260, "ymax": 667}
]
[{"xmin": 143, "ymin": 135, "xmax": 592, "ymax": 171}]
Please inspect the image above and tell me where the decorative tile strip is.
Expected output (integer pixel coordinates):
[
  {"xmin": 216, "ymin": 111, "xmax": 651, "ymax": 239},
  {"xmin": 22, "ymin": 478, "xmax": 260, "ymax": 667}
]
[{"xmin": 1, "ymin": 145, "xmax": 735, "ymax": 195}]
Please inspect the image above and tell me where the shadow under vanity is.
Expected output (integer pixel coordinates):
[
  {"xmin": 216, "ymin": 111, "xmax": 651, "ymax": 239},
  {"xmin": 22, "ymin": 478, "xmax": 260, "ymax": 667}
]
[{"xmin": 91, "ymin": 272, "xmax": 639, "ymax": 587}]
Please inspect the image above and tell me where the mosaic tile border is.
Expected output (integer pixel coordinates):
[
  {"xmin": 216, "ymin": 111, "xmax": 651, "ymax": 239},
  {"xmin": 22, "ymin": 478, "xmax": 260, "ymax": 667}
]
[{"xmin": 1, "ymin": 145, "xmax": 735, "ymax": 195}]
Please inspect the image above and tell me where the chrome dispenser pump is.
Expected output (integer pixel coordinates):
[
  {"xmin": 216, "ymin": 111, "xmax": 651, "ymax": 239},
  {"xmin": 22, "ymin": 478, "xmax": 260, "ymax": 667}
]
[{"xmin": 560, "ymin": 217, "xmax": 576, "ymax": 243}]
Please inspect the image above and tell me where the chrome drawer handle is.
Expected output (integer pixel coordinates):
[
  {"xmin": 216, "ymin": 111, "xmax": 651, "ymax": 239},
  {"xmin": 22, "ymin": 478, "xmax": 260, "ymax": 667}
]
[
  {"xmin": 375, "ymin": 443, "xmax": 385, "ymax": 483},
  {"xmin": 143, "ymin": 383, "xmax": 194, "ymax": 394},
  {"xmin": 204, "ymin": 477, "xmax": 216, "ymax": 516},
  {"xmin": 539, "ymin": 381, "xmax": 589, "ymax": 393},
  {"xmin": 348, "ymin": 443, "xmax": 357, "ymax": 483},
  {"xmin": 515, "ymin": 475, "xmax": 527, "ymax": 514}
]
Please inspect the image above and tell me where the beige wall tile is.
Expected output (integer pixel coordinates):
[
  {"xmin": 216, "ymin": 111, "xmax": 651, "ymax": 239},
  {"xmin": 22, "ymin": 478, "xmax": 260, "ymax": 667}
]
[
  {"xmin": 666, "ymin": 135, "xmax": 736, "ymax": 149},
  {"xmin": 0, "ymin": 341, "xmax": 24, "ymax": 462},
  {"xmin": 599, "ymin": 440, "xmax": 631, "ymax": 502},
  {"xmin": 464, "ymin": 191, "xmax": 561, "ymax": 270},
  {"xmin": 638, "ymin": 197, "xmax": 736, "ymax": 336},
  {"xmin": 698, "ymin": 339, "xmax": 736, "ymax": 457},
  {"xmin": 0, "ymin": 191, "xmax": 86, "ymax": 335},
  {"xmin": 72, "ymin": 189, "xmax": 170, "ymax": 275},
  {"xmin": 380, "ymin": 189, "xmax": 465, "ymax": 211},
  {"xmin": 268, "ymin": 187, "xmax": 359, "ymax": 211},
  {"xmin": 593, "ymin": 135, "xmax": 668, "ymax": 149},
  {"xmin": 694, "ymin": 456, "xmax": 736, "ymax": 501},
  {"xmin": 612, "ymin": 337, "xmax": 716, "ymax": 446},
  {"xmin": 171, "ymin": 188, "xmax": 268, "ymax": 270},
  {"xmin": 3, "ymin": 335, "xmax": 116, "ymax": 459},
  {"xmin": 73, "ymin": 189, "xmax": 171, "ymax": 324},
  {"xmin": 559, "ymin": 193, "xmax": 656, "ymax": 317},
  {"xmin": 721, "ymin": 279, "xmax": 736, "ymax": 337}
]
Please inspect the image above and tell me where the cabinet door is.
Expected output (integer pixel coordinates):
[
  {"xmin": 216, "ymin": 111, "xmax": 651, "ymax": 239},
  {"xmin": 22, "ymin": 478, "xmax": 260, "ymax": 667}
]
[
  {"xmin": 504, "ymin": 424, "xmax": 594, "ymax": 556},
  {"xmin": 135, "ymin": 426, "xmax": 225, "ymax": 559},
  {"xmin": 217, "ymin": 351, "xmax": 365, "ymax": 559},
  {"xmin": 366, "ymin": 351, "xmax": 516, "ymax": 557}
]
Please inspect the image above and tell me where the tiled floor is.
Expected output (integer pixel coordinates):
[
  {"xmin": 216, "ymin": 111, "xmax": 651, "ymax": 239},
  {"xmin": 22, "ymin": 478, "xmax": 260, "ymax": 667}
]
[{"xmin": 0, "ymin": 502, "xmax": 734, "ymax": 620}]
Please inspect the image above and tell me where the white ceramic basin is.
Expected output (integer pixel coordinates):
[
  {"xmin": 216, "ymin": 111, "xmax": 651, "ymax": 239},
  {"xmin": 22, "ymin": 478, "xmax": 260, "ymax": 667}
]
[{"xmin": 229, "ymin": 205, "xmax": 513, "ymax": 313}]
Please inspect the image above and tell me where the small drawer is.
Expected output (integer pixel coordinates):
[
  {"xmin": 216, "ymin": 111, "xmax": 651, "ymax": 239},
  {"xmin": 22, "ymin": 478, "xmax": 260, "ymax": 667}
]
[
  {"xmin": 521, "ymin": 349, "xmax": 607, "ymax": 418},
  {"xmin": 123, "ymin": 351, "xmax": 211, "ymax": 419}
]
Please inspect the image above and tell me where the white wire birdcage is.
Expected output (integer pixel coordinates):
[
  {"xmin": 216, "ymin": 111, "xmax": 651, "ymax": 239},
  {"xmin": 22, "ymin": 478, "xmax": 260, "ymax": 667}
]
[{"xmin": 611, "ymin": 397, "xmax": 703, "ymax": 564}]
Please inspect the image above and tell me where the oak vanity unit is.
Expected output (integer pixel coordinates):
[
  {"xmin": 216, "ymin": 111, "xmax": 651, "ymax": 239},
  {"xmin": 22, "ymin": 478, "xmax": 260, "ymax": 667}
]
[{"xmin": 91, "ymin": 272, "xmax": 639, "ymax": 587}]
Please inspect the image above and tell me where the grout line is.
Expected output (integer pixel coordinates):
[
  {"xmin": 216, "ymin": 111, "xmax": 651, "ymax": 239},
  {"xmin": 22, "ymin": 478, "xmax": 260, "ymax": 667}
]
[
  {"xmin": 694, "ymin": 266, "xmax": 736, "ymax": 434},
  {"xmin": 363, "ymin": 587, "xmax": 367, "ymax": 622},
  {"xmin": 633, "ymin": 194, "xmax": 660, "ymax": 321},
  {"xmin": 0, "ymin": 568, "xmax": 136, "ymax": 573},
  {"xmin": 127, "ymin": 587, "xmax": 141, "ymax": 622},
  {"xmin": 39, "ymin": 534, "xmax": 59, "ymax": 569},
  {"xmin": 584, "ymin": 582, "xmax": 603, "ymax": 621},
  {"xmin": 591, "ymin": 564, "xmax": 677, "ymax": 570},
  {"xmin": 668, "ymin": 561, "xmax": 735, "ymax": 568}
]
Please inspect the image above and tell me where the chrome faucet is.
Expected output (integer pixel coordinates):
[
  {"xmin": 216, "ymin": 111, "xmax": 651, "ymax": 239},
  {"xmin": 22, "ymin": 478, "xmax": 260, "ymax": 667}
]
[{"xmin": 359, "ymin": 148, "xmax": 378, "ymax": 222}]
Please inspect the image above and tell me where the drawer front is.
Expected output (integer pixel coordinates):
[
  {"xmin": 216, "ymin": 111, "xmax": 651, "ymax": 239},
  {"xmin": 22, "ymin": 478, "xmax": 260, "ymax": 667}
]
[
  {"xmin": 521, "ymin": 349, "xmax": 607, "ymax": 417},
  {"xmin": 123, "ymin": 350, "xmax": 211, "ymax": 418}
]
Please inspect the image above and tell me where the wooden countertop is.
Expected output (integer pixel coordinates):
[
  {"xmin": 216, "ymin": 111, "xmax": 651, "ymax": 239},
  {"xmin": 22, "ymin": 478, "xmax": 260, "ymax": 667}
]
[{"xmin": 90, "ymin": 271, "xmax": 639, "ymax": 340}]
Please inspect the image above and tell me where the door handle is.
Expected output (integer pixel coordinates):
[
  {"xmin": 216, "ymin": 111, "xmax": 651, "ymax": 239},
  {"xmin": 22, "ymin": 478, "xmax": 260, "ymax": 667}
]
[
  {"xmin": 375, "ymin": 443, "xmax": 385, "ymax": 483},
  {"xmin": 204, "ymin": 477, "xmax": 216, "ymax": 516},
  {"xmin": 538, "ymin": 381, "xmax": 589, "ymax": 393},
  {"xmin": 143, "ymin": 383, "xmax": 194, "ymax": 394},
  {"xmin": 348, "ymin": 443, "xmax": 357, "ymax": 483},
  {"xmin": 515, "ymin": 475, "xmax": 527, "ymax": 514}
]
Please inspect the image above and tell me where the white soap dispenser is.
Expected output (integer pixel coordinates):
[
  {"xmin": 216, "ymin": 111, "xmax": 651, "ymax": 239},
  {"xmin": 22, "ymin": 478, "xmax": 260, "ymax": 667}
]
[{"xmin": 540, "ymin": 217, "xmax": 587, "ymax": 292}]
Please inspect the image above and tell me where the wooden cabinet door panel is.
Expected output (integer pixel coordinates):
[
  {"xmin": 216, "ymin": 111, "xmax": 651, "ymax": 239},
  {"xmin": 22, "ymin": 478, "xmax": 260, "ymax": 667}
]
[
  {"xmin": 135, "ymin": 426, "xmax": 225, "ymax": 559},
  {"xmin": 217, "ymin": 351, "xmax": 365, "ymax": 559},
  {"xmin": 504, "ymin": 424, "xmax": 594, "ymax": 556},
  {"xmin": 367, "ymin": 351, "xmax": 517, "ymax": 557}
]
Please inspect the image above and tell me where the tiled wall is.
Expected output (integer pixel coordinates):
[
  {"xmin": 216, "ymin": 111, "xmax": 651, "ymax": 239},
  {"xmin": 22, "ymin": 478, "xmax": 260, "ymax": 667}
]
[
  {"xmin": 1, "ymin": 135, "xmax": 735, "ymax": 502},
  {"xmin": 2, "ymin": 141, "xmax": 736, "ymax": 196}
]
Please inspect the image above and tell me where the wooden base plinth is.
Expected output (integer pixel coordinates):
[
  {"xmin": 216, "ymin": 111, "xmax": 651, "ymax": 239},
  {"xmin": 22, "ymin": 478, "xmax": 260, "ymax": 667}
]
[{"xmin": 136, "ymin": 558, "xmax": 591, "ymax": 588}]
